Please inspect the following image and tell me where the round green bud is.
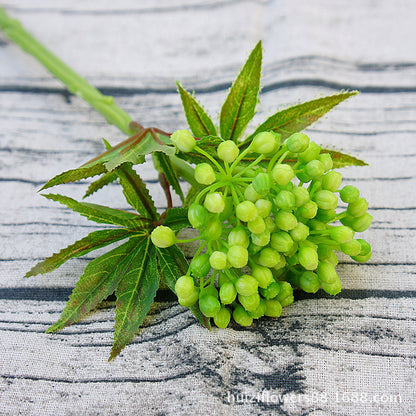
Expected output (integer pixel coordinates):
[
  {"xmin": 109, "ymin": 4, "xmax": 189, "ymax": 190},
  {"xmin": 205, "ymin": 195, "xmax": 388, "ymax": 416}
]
[
  {"xmin": 248, "ymin": 216, "xmax": 266, "ymax": 234},
  {"xmin": 251, "ymin": 131, "xmax": 280, "ymax": 154},
  {"xmin": 244, "ymin": 184, "xmax": 262, "ymax": 202},
  {"xmin": 175, "ymin": 275, "xmax": 195, "ymax": 298},
  {"xmin": 314, "ymin": 190, "xmax": 338, "ymax": 210},
  {"xmin": 275, "ymin": 211, "xmax": 298, "ymax": 231},
  {"xmin": 340, "ymin": 239, "xmax": 362, "ymax": 256},
  {"xmin": 227, "ymin": 245, "xmax": 249, "ymax": 268},
  {"xmin": 351, "ymin": 251, "xmax": 372, "ymax": 263},
  {"xmin": 200, "ymin": 284, "xmax": 218, "ymax": 298},
  {"xmin": 236, "ymin": 200, "xmax": 258, "ymax": 222},
  {"xmin": 199, "ymin": 294, "xmax": 221, "ymax": 317},
  {"xmin": 298, "ymin": 141, "xmax": 321, "ymax": 163},
  {"xmin": 305, "ymin": 160, "xmax": 325, "ymax": 179},
  {"xmin": 264, "ymin": 216, "xmax": 276, "ymax": 233},
  {"xmin": 178, "ymin": 287, "xmax": 199, "ymax": 307},
  {"xmin": 170, "ymin": 129, "xmax": 196, "ymax": 152},
  {"xmin": 298, "ymin": 200, "xmax": 318, "ymax": 219},
  {"xmin": 255, "ymin": 199, "xmax": 272, "ymax": 218},
  {"xmin": 270, "ymin": 231, "xmax": 294, "ymax": 253},
  {"xmin": 214, "ymin": 307, "xmax": 231, "ymax": 328},
  {"xmin": 238, "ymin": 293, "xmax": 260, "ymax": 312},
  {"xmin": 190, "ymin": 253, "xmax": 211, "ymax": 277},
  {"xmin": 321, "ymin": 171, "xmax": 342, "ymax": 192},
  {"xmin": 308, "ymin": 219, "xmax": 327, "ymax": 231},
  {"xmin": 351, "ymin": 213, "xmax": 373, "ymax": 232},
  {"xmin": 204, "ymin": 192, "xmax": 225, "ymax": 214},
  {"xmin": 298, "ymin": 245, "xmax": 319, "ymax": 270},
  {"xmin": 217, "ymin": 140, "xmax": 239, "ymax": 163},
  {"xmin": 317, "ymin": 262, "xmax": 338, "ymax": 284},
  {"xmin": 194, "ymin": 163, "xmax": 216, "ymax": 185},
  {"xmin": 188, "ymin": 203, "xmax": 210, "ymax": 229},
  {"xmin": 290, "ymin": 223, "xmax": 310, "ymax": 241},
  {"xmin": 251, "ymin": 230, "xmax": 271, "ymax": 247},
  {"xmin": 257, "ymin": 248, "xmax": 283, "ymax": 268},
  {"xmin": 292, "ymin": 186, "xmax": 310, "ymax": 207},
  {"xmin": 151, "ymin": 225, "xmax": 176, "ymax": 248},
  {"xmin": 318, "ymin": 153, "xmax": 333, "ymax": 171},
  {"xmin": 200, "ymin": 217, "xmax": 222, "ymax": 241},
  {"xmin": 251, "ymin": 264, "xmax": 275, "ymax": 289},
  {"xmin": 272, "ymin": 164, "xmax": 295, "ymax": 186},
  {"xmin": 274, "ymin": 190, "xmax": 296, "ymax": 211},
  {"xmin": 265, "ymin": 299, "xmax": 283, "ymax": 317},
  {"xmin": 228, "ymin": 227, "xmax": 250, "ymax": 248},
  {"xmin": 315, "ymin": 208, "xmax": 337, "ymax": 223},
  {"xmin": 285, "ymin": 132, "xmax": 310, "ymax": 153},
  {"xmin": 356, "ymin": 239, "xmax": 371, "ymax": 256},
  {"xmin": 209, "ymin": 251, "xmax": 227, "ymax": 270},
  {"xmin": 252, "ymin": 172, "xmax": 272, "ymax": 196},
  {"xmin": 347, "ymin": 198, "xmax": 369, "ymax": 218},
  {"xmin": 299, "ymin": 271, "xmax": 320, "ymax": 293},
  {"xmin": 235, "ymin": 274, "xmax": 258, "ymax": 296},
  {"xmin": 277, "ymin": 281, "xmax": 294, "ymax": 307},
  {"xmin": 249, "ymin": 299, "xmax": 267, "ymax": 319},
  {"xmin": 320, "ymin": 277, "xmax": 342, "ymax": 296},
  {"xmin": 233, "ymin": 305, "xmax": 253, "ymax": 326},
  {"xmin": 259, "ymin": 281, "xmax": 281, "ymax": 299},
  {"xmin": 317, "ymin": 244, "xmax": 333, "ymax": 261},
  {"xmin": 219, "ymin": 281, "xmax": 237, "ymax": 304},
  {"xmin": 340, "ymin": 185, "xmax": 360, "ymax": 203},
  {"xmin": 329, "ymin": 225, "xmax": 354, "ymax": 244}
]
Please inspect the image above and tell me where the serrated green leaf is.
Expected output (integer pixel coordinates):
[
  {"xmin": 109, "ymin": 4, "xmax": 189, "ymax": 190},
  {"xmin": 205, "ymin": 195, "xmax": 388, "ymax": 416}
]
[
  {"xmin": 155, "ymin": 245, "xmax": 211, "ymax": 330},
  {"xmin": 178, "ymin": 135, "xmax": 223, "ymax": 166},
  {"xmin": 324, "ymin": 149, "xmax": 368, "ymax": 168},
  {"xmin": 116, "ymin": 163, "xmax": 158, "ymax": 220},
  {"xmin": 244, "ymin": 91, "xmax": 359, "ymax": 143},
  {"xmin": 83, "ymin": 170, "xmax": 118, "ymax": 198},
  {"xmin": 153, "ymin": 152, "xmax": 184, "ymax": 203},
  {"xmin": 110, "ymin": 237, "xmax": 159, "ymax": 360},
  {"xmin": 220, "ymin": 41, "xmax": 262, "ymax": 142},
  {"xmin": 42, "ymin": 193, "xmax": 150, "ymax": 229},
  {"xmin": 26, "ymin": 228, "xmax": 136, "ymax": 277},
  {"xmin": 40, "ymin": 163, "xmax": 107, "ymax": 191},
  {"xmin": 176, "ymin": 82, "xmax": 217, "ymax": 137},
  {"xmin": 163, "ymin": 207, "xmax": 190, "ymax": 231},
  {"xmin": 47, "ymin": 235, "xmax": 147, "ymax": 334}
]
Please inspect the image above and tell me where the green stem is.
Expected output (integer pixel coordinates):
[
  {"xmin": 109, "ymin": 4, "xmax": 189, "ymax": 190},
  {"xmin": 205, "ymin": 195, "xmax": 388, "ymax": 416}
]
[{"xmin": 0, "ymin": 7, "xmax": 135, "ymax": 136}]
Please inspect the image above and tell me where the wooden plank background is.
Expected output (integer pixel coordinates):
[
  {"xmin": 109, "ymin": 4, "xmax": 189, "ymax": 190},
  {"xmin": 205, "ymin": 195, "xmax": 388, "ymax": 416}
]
[{"xmin": 0, "ymin": 1, "xmax": 415, "ymax": 415}]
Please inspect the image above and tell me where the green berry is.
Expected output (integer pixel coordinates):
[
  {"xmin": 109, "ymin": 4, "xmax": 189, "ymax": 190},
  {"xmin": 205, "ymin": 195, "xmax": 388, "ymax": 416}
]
[
  {"xmin": 217, "ymin": 140, "xmax": 239, "ymax": 163},
  {"xmin": 259, "ymin": 281, "xmax": 281, "ymax": 299},
  {"xmin": 270, "ymin": 231, "xmax": 294, "ymax": 253},
  {"xmin": 204, "ymin": 192, "xmax": 225, "ymax": 213},
  {"xmin": 255, "ymin": 199, "xmax": 272, "ymax": 218},
  {"xmin": 317, "ymin": 262, "xmax": 338, "ymax": 284},
  {"xmin": 175, "ymin": 275, "xmax": 195, "ymax": 298},
  {"xmin": 251, "ymin": 230, "xmax": 271, "ymax": 247},
  {"xmin": 209, "ymin": 251, "xmax": 228, "ymax": 270},
  {"xmin": 321, "ymin": 277, "xmax": 342, "ymax": 295},
  {"xmin": 340, "ymin": 239, "xmax": 362, "ymax": 256},
  {"xmin": 188, "ymin": 203, "xmax": 210, "ymax": 228},
  {"xmin": 219, "ymin": 281, "xmax": 237, "ymax": 304},
  {"xmin": 275, "ymin": 211, "xmax": 298, "ymax": 231},
  {"xmin": 252, "ymin": 172, "xmax": 272, "ymax": 196},
  {"xmin": 315, "ymin": 208, "xmax": 337, "ymax": 223},
  {"xmin": 314, "ymin": 190, "xmax": 338, "ymax": 210},
  {"xmin": 265, "ymin": 299, "xmax": 283, "ymax": 317},
  {"xmin": 292, "ymin": 186, "xmax": 310, "ymax": 207},
  {"xmin": 244, "ymin": 184, "xmax": 262, "ymax": 202},
  {"xmin": 236, "ymin": 200, "xmax": 258, "ymax": 222},
  {"xmin": 305, "ymin": 160, "xmax": 325, "ymax": 179},
  {"xmin": 257, "ymin": 248, "xmax": 283, "ymax": 268},
  {"xmin": 351, "ymin": 251, "xmax": 372, "ymax": 263},
  {"xmin": 249, "ymin": 299, "xmax": 267, "ymax": 319},
  {"xmin": 228, "ymin": 227, "xmax": 250, "ymax": 248},
  {"xmin": 200, "ymin": 217, "xmax": 222, "ymax": 241},
  {"xmin": 299, "ymin": 271, "xmax": 320, "ymax": 293},
  {"xmin": 298, "ymin": 141, "xmax": 321, "ymax": 163},
  {"xmin": 356, "ymin": 239, "xmax": 371, "ymax": 256},
  {"xmin": 199, "ymin": 294, "xmax": 221, "ymax": 317},
  {"xmin": 227, "ymin": 245, "xmax": 249, "ymax": 268},
  {"xmin": 248, "ymin": 216, "xmax": 266, "ymax": 234},
  {"xmin": 274, "ymin": 190, "xmax": 296, "ymax": 211},
  {"xmin": 298, "ymin": 200, "xmax": 318, "ymax": 219},
  {"xmin": 214, "ymin": 307, "xmax": 231, "ymax": 328},
  {"xmin": 264, "ymin": 216, "xmax": 276, "ymax": 233},
  {"xmin": 170, "ymin": 129, "xmax": 196, "ymax": 152},
  {"xmin": 272, "ymin": 164, "xmax": 295, "ymax": 186},
  {"xmin": 318, "ymin": 153, "xmax": 333, "ymax": 171},
  {"xmin": 285, "ymin": 132, "xmax": 310, "ymax": 153},
  {"xmin": 251, "ymin": 131, "xmax": 280, "ymax": 154},
  {"xmin": 290, "ymin": 223, "xmax": 310, "ymax": 241},
  {"xmin": 194, "ymin": 163, "xmax": 216, "ymax": 185},
  {"xmin": 340, "ymin": 185, "xmax": 360, "ymax": 203},
  {"xmin": 190, "ymin": 254, "xmax": 211, "ymax": 277},
  {"xmin": 298, "ymin": 245, "xmax": 319, "ymax": 270},
  {"xmin": 277, "ymin": 281, "xmax": 294, "ymax": 306},
  {"xmin": 251, "ymin": 264, "xmax": 275, "ymax": 289},
  {"xmin": 329, "ymin": 225, "xmax": 354, "ymax": 244},
  {"xmin": 238, "ymin": 293, "xmax": 260, "ymax": 312},
  {"xmin": 235, "ymin": 274, "xmax": 258, "ymax": 296},
  {"xmin": 233, "ymin": 305, "xmax": 253, "ymax": 326},
  {"xmin": 347, "ymin": 198, "xmax": 369, "ymax": 218},
  {"xmin": 178, "ymin": 287, "xmax": 199, "ymax": 307},
  {"xmin": 151, "ymin": 225, "xmax": 176, "ymax": 248},
  {"xmin": 321, "ymin": 171, "xmax": 342, "ymax": 192}
]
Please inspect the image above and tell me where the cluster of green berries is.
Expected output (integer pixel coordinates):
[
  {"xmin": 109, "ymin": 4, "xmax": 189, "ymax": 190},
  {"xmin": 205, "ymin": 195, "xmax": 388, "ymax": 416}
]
[{"xmin": 151, "ymin": 129, "xmax": 372, "ymax": 328}]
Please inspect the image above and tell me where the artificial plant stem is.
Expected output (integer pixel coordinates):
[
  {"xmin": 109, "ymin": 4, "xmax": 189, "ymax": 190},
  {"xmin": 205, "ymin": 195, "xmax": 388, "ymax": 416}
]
[{"xmin": 0, "ymin": 7, "xmax": 135, "ymax": 136}]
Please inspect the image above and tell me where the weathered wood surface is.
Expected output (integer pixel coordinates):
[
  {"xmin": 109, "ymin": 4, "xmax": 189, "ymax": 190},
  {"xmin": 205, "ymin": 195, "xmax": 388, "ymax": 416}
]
[{"xmin": 0, "ymin": 1, "xmax": 415, "ymax": 415}]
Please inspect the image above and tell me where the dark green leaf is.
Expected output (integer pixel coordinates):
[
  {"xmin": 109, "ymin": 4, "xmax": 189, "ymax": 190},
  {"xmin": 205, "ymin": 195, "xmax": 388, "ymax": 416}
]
[
  {"xmin": 42, "ymin": 193, "xmax": 150, "ymax": 229},
  {"xmin": 163, "ymin": 207, "xmax": 190, "ymax": 231},
  {"xmin": 26, "ymin": 228, "xmax": 136, "ymax": 277},
  {"xmin": 324, "ymin": 149, "xmax": 368, "ymax": 168},
  {"xmin": 83, "ymin": 170, "xmax": 118, "ymax": 198},
  {"xmin": 155, "ymin": 245, "xmax": 211, "ymax": 330},
  {"xmin": 244, "ymin": 91, "xmax": 359, "ymax": 143},
  {"xmin": 47, "ymin": 235, "xmax": 147, "ymax": 334},
  {"xmin": 153, "ymin": 152, "xmax": 184, "ymax": 203},
  {"xmin": 178, "ymin": 135, "xmax": 223, "ymax": 166},
  {"xmin": 220, "ymin": 41, "xmax": 262, "ymax": 142},
  {"xmin": 40, "ymin": 163, "xmax": 107, "ymax": 191},
  {"xmin": 110, "ymin": 237, "xmax": 159, "ymax": 360},
  {"xmin": 116, "ymin": 163, "xmax": 158, "ymax": 220},
  {"xmin": 176, "ymin": 82, "xmax": 217, "ymax": 137}
]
